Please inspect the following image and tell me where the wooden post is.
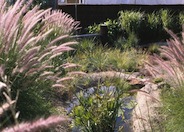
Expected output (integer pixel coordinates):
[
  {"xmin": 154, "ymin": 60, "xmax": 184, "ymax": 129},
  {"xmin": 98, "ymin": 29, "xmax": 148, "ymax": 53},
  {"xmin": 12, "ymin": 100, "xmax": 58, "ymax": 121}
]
[{"xmin": 100, "ymin": 24, "xmax": 108, "ymax": 45}]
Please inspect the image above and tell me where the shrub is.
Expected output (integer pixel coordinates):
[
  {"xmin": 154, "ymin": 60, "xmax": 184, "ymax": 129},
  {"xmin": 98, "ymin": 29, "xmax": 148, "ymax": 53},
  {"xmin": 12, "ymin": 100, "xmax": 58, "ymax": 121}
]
[
  {"xmin": 119, "ymin": 10, "xmax": 144, "ymax": 34},
  {"xmin": 88, "ymin": 9, "xmax": 180, "ymax": 47},
  {"xmin": 118, "ymin": 10, "xmax": 148, "ymax": 43},
  {"xmin": 70, "ymin": 78, "xmax": 132, "ymax": 132},
  {"xmin": 179, "ymin": 11, "xmax": 184, "ymax": 26},
  {"xmin": 147, "ymin": 12, "xmax": 161, "ymax": 30},
  {"xmin": 160, "ymin": 9, "xmax": 174, "ymax": 29},
  {"xmin": 160, "ymin": 9, "xmax": 180, "ymax": 39},
  {"xmin": 118, "ymin": 9, "xmax": 180, "ymax": 44},
  {"xmin": 143, "ymin": 11, "xmax": 163, "ymax": 42},
  {"xmin": 103, "ymin": 19, "xmax": 123, "ymax": 45},
  {"xmin": 88, "ymin": 23, "xmax": 100, "ymax": 34},
  {"xmin": 0, "ymin": 0, "xmax": 79, "ymax": 128},
  {"xmin": 87, "ymin": 19, "xmax": 123, "ymax": 46}
]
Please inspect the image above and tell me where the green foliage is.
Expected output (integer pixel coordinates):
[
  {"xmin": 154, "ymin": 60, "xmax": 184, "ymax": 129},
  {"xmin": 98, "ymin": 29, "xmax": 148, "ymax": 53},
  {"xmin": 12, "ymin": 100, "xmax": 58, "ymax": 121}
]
[
  {"xmin": 179, "ymin": 11, "xmax": 184, "ymax": 25},
  {"xmin": 70, "ymin": 78, "xmax": 132, "ymax": 132},
  {"xmin": 161, "ymin": 87, "xmax": 184, "ymax": 132},
  {"xmin": 68, "ymin": 39, "xmax": 146, "ymax": 73},
  {"xmin": 119, "ymin": 10, "xmax": 144, "ymax": 34},
  {"xmin": 104, "ymin": 19, "xmax": 123, "ymax": 45},
  {"xmin": 160, "ymin": 9, "xmax": 180, "ymax": 37},
  {"xmin": 74, "ymin": 39, "xmax": 96, "ymax": 54},
  {"xmin": 144, "ymin": 12, "xmax": 163, "ymax": 42},
  {"xmin": 16, "ymin": 86, "xmax": 52, "ymax": 121},
  {"xmin": 7, "ymin": 75, "xmax": 54, "ymax": 121},
  {"xmin": 147, "ymin": 12, "xmax": 161, "ymax": 29},
  {"xmin": 68, "ymin": 40, "xmax": 110, "ymax": 72},
  {"xmin": 88, "ymin": 24, "xmax": 100, "ymax": 34},
  {"xmin": 87, "ymin": 9, "xmax": 181, "ymax": 46},
  {"xmin": 118, "ymin": 9, "xmax": 181, "ymax": 44},
  {"xmin": 147, "ymin": 43, "xmax": 161, "ymax": 55},
  {"xmin": 108, "ymin": 48, "xmax": 146, "ymax": 72},
  {"xmin": 160, "ymin": 9, "xmax": 173, "ymax": 29},
  {"xmin": 115, "ymin": 32, "xmax": 139, "ymax": 50},
  {"xmin": 87, "ymin": 19, "xmax": 123, "ymax": 46}
]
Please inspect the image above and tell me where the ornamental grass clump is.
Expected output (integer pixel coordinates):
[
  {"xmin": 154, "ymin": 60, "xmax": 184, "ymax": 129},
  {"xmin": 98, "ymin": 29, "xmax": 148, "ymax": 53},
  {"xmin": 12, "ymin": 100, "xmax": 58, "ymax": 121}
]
[
  {"xmin": 0, "ymin": 0, "xmax": 79, "ymax": 88},
  {"xmin": 145, "ymin": 29, "xmax": 184, "ymax": 87},
  {"xmin": 0, "ymin": 0, "xmax": 80, "ymax": 130},
  {"xmin": 145, "ymin": 29, "xmax": 184, "ymax": 132}
]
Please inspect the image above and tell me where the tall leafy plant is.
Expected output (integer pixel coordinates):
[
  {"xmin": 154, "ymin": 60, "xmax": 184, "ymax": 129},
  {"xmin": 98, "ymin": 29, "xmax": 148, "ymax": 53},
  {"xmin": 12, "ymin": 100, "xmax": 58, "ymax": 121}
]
[
  {"xmin": 160, "ymin": 9, "xmax": 174, "ymax": 29},
  {"xmin": 179, "ymin": 11, "xmax": 184, "ymax": 26},
  {"xmin": 87, "ymin": 19, "xmax": 122, "ymax": 46},
  {"xmin": 70, "ymin": 78, "xmax": 131, "ymax": 132},
  {"xmin": 119, "ymin": 10, "xmax": 144, "ymax": 34}
]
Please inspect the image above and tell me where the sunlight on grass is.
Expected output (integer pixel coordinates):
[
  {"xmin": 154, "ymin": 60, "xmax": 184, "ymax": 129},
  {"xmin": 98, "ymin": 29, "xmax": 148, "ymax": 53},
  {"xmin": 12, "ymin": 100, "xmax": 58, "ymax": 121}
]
[
  {"xmin": 161, "ymin": 86, "xmax": 184, "ymax": 132},
  {"xmin": 67, "ymin": 40, "xmax": 147, "ymax": 73}
]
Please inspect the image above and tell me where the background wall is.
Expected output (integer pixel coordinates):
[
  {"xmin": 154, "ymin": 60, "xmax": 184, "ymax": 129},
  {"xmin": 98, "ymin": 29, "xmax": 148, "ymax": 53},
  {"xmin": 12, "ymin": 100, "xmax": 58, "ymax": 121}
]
[
  {"xmin": 58, "ymin": 4, "xmax": 184, "ymax": 31},
  {"xmin": 83, "ymin": 0, "xmax": 184, "ymax": 5}
]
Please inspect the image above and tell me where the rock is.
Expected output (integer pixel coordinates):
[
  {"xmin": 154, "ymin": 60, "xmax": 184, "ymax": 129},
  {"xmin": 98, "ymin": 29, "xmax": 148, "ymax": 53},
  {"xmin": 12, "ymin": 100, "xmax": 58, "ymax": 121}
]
[
  {"xmin": 129, "ymin": 78, "xmax": 145, "ymax": 89},
  {"xmin": 131, "ymin": 82, "xmax": 161, "ymax": 132}
]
